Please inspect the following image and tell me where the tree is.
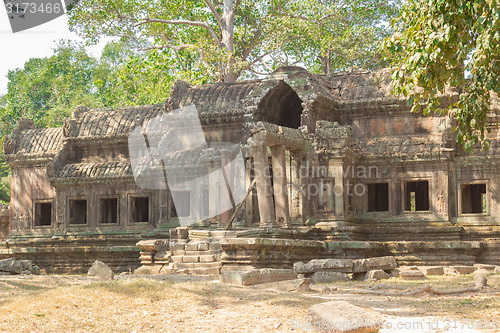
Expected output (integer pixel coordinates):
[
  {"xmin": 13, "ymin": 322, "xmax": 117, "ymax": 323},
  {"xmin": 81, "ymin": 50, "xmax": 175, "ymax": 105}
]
[
  {"xmin": 267, "ymin": 0, "xmax": 399, "ymax": 74},
  {"xmin": 3, "ymin": 41, "xmax": 102, "ymax": 132},
  {"xmin": 68, "ymin": 0, "xmax": 276, "ymax": 82},
  {"xmin": 67, "ymin": 0, "xmax": 399, "ymax": 81},
  {"xmin": 385, "ymin": 0, "xmax": 500, "ymax": 150}
]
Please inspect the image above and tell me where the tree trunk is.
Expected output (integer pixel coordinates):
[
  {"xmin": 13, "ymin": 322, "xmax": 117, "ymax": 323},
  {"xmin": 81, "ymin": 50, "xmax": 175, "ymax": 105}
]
[{"xmin": 222, "ymin": 0, "xmax": 236, "ymax": 82}]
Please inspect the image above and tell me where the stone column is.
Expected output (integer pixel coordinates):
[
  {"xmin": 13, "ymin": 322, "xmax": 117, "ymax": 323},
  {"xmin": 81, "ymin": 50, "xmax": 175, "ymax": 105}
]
[
  {"xmin": 329, "ymin": 159, "xmax": 344, "ymax": 217},
  {"xmin": 290, "ymin": 151, "xmax": 303, "ymax": 221},
  {"xmin": 271, "ymin": 145, "xmax": 290, "ymax": 228},
  {"xmin": 218, "ymin": 150, "xmax": 234, "ymax": 229},
  {"xmin": 208, "ymin": 169, "xmax": 218, "ymax": 218},
  {"xmin": 251, "ymin": 144, "xmax": 276, "ymax": 228},
  {"xmin": 245, "ymin": 158, "xmax": 254, "ymax": 226}
]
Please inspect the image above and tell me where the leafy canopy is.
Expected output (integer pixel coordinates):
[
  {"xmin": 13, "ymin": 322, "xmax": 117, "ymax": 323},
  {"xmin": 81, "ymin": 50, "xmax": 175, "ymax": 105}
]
[
  {"xmin": 67, "ymin": 0, "xmax": 399, "ymax": 80},
  {"xmin": 385, "ymin": 0, "xmax": 500, "ymax": 150}
]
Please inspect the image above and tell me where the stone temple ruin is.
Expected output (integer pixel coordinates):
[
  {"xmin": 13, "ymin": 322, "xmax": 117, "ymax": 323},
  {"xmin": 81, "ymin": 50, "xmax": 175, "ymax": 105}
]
[{"xmin": 1, "ymin": 66, "xmax": 500, "ymax": 275}]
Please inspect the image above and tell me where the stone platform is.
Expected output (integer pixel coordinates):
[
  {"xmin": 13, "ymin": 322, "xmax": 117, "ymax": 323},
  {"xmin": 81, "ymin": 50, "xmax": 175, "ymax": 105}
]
[{"xmin": 0, "ymin": 233, "xmax": 142, "ymax": 274}]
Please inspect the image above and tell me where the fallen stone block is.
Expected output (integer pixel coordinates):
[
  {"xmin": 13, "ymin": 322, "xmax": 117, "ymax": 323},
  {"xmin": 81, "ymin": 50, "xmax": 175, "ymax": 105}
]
[
  {"xmin": 364, "ymin": 270, "xmax": 390, "ymax": 281},
  {"xmin": 311, "ymin": 271, "xmax": 350, "ymax": 283},
  {"xmin": 0, "ymin": 258, "xmax": 23, "ymax": 275},
  {"xmin": 473, "ymin": 264, "xmax": 496, "ymax": 271},
  {"xmin": 308, "ymin": 301, "xmax": 383, "ymax": 333},
  {"xmin": 473, "ymin": 269, "xmax": 491, "ymax": 276},
  {"xmin": 420, "ymin": 266, "xmax": 444, "ymax": 276},
  {"xmin": 474, "ymin": 274, "xmax": 488, "ymax": 289},
  {"xmin": 495, "ymin": 266, "xmax": 500, "ymax": 274},
  {"xmin": 488, "ymin": 275, "xmax": 500, "ymax": 288},
  {"xmin": 352, "ymin": 256, "xmax": 397, "ymax": 273},
  {"xmin": 387, "ymin": 269, "xmax": 400, "ymax": 278},
  {"xmin": 133, "ymin": 265, "xmax": 163, "ymax": 275},
  {"xmin": 87, "ymin": 260, "xmax": 114, "ymax": 280},
  {"xmin": 220, "ymin": 268, "xmax": 297, "ymax": 286},
  {"xmin": 447, "ymin": 266, "xmax": 476, "ymax": 275},
  {"xmin": 400, "ymin": 270, "xmax": 427, "ymax": 280},
  {"xmin": 293, "ymin": 259, "xmax": 353, "ymax": 274},
  {"xmin": 252, "ymin": 278, "xmax": 311, "ymax": 292}
]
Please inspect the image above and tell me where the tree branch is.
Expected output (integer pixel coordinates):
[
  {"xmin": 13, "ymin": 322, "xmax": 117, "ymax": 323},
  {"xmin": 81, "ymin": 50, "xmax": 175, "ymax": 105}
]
[
  {"xmin": 132, "ymin": 18, "xmax": 221, "ymax": 46},
  {"xmin": 139, "ymin": 43, "xmax": 195, "ymax": 51},
  {"xmin": 203, "ymin": 0, "xmax": 224, "ymax": 30}
]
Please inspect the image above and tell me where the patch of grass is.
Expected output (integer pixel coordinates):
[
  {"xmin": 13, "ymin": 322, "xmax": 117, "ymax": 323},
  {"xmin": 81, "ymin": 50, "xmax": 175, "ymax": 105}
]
[{"xmin": 84, "ymin": 278, "xmax": 173, "ymax": 298}]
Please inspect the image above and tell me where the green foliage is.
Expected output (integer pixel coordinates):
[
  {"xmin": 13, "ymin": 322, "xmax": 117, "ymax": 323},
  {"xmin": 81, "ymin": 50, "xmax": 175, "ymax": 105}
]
[
  {"xmin": 385, "ymin": 0, "xmax": 500, "ymax": 150},
  {"xmin": 67, "ymin": 0, "xmax": 400, "ymax": 80},
  {"xmin": 267, "ymin": 0, "xmax": 400, "ymax": 74},
  {"xmin": 2, "ymin": 40, "xmax": 102, "ymax": 132}
]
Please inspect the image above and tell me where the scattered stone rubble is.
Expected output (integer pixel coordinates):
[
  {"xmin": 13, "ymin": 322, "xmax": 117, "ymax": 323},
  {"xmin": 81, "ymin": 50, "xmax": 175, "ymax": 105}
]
[{"xmin": 0, "ymin": 258, "xmax": 39, "ymax": 275}]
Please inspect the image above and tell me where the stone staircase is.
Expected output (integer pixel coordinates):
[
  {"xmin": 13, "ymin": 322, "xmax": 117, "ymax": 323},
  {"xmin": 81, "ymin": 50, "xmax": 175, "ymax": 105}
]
[{"xmin": 136, "ymin": 229, "xmax": 235, "ymax": 275}]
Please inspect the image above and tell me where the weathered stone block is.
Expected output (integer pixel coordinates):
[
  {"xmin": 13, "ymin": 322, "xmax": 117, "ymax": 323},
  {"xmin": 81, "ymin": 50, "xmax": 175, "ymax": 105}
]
[
  {"xmin": 209, "ymin": 242, "xmax": 221, "ymax": 251},
  {"xmin": 447, "ymin": 266, "xmax": 476, "ymax": 275},
  {"xmin": 171, "ymin": 256, "xmax": 183, "ymax": 263},
  {"xmin": 308, "ymin": 301, "xmax": 383, "ymax": 333},
  {"xmin": 197, "ymin": 242, "xmax": 210, "ymax": 251},
  {"xmin": 136, "ymin": 239, "xmax": 168, "ymax": 253},
  {"xmin": 174, "ymin": 263, "xmax": 195, "ymax": 269},
  {"xmin": 133, "ymin": 265, "xmax": 162, "ymax": 275},
  {"xmin": 0, "ymin": 258, "xmax": 23, "ymax": 275},
  {"xmin": 199, "ymin": 255, "xmax": 216, "ymax": 262},
  {"xmin": 420, "ymin": 266, "xmax": 444, "ymax": 276},
  {"xmin": 190, "ymin": 267, "xmax": 221, "ymax": 275},
  {"xmin": 400, "ymin": 270, "xmax": 426, "ymax": 280},
  {"xmin": 352, "ymin": 256, "xmax": 397, "ymax": 273},
  {"xmin": 252, "ymin": 278, "xmax": 311, "ymax": 292},
  {"xmin": 495, "ymin": 266, "xmax": 500, "ymax": 274},
  {"xmin": 220, "ymin": 268, "xmax": 297, "ymax": 286},
  {"xmin": 182, "ymin": 256, "xmax": 199, "ymax": 263},
  {"xmin": 473, "ymin": 264, "xmax": 496, "ymax": 271},
  {"xmin": 170, "ymin": 240, "xmax": 187, "ymax": 251},
  {"xmin": 169, "ymin": 227, "xmax": 188, "ymax": 240},
  {"xmin": 310, "ymin": 271, "xmax": 350, "ymax": 283},
  {"xmin": 364, "ymin": 269, "xmax": 390, "ymax": 281},
  {"xmin": 87, "ymin": 260, "xmax": 114, "ymax": 280},
  {"xmin": 294, "ymin": 259, "xmax": 353, "ymax": 274}
]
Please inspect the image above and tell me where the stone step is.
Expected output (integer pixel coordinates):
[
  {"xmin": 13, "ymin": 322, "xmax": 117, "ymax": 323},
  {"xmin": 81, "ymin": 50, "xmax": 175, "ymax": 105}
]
[
  {"xmin": 188, "ymin": 267, "xmax": 221, "ymax": 275},
  {"xmin": 174, "ymin": 262, "xmax": 221, "ymax": 269}
]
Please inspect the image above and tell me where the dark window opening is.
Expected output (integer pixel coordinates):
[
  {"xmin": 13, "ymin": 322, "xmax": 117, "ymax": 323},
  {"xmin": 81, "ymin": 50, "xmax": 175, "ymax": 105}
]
[
  {"xmin": 35, "ymin": 202, "xmax": 52, "ymax": 226},
  {"xmin": 462, "ymin": 184, "xmax": 487, "ymax": 214},
  {"xmin": 172, "ymin": 191, "xmax": 190, "ymax": 217},
  {"xmin": 69, "ymin": 199, "xmax": 87, "ymax": 225},
  {"xmin": 405, "ymin": 181, "xmax": 429, "ymax": 211},
  {"xmin": 100, "ymin": 198, "xmax": 118, "ymax": 223},
  {"xmin": 368, "ymin": 183, "xmax": 389, "ymax": 212},
  {"xmin": 130, "ymin": 197, "xmax": 149, "ymax": 222}
]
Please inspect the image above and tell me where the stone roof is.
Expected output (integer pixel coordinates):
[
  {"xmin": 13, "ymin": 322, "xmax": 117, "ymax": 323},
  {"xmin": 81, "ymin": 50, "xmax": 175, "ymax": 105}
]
[
  {"xmin": 71, "ymin": 104, "xmax": 165, "ymax": 138},
  {"xmin": 15, "ymin": 127, "xmax": 63, "ymax": 155},
  {"xmin": 55, "ymin": 162, "xmax": 133, "ymax": 180},
  {"xmin": 171, "ymin": 80, "xmax": 260, "ymax": 113}
]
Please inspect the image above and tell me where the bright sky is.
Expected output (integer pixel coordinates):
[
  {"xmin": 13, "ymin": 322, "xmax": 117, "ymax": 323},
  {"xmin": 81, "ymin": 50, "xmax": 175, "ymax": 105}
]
[{"xmin": 0, "ymin": 13, "xmax": 107, "ymax": 95}]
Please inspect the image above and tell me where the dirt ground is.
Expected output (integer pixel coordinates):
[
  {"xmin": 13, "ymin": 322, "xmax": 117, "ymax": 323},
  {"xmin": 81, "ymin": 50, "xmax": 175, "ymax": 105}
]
[{"xmin": 0, "ymin": 274, "xmax": 499, "ymax": 332}]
